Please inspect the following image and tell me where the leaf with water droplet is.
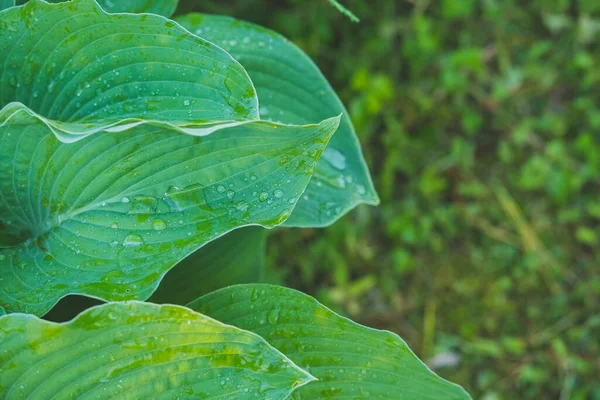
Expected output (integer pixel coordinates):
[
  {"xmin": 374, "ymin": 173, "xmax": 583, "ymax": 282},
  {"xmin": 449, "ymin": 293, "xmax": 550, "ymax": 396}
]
[
  {"xmin": 0, "ymin": 302, "xmax": 315, "ymax": 398},
  {"xmin": 1, "ymin": 0, "xmax": 259, "ymax": 139},
  {"xmin": 0, "ymin": 109, "xmax": 338, "ymax": 315},
  {"xmin": 0, "ymin": 0, "xmax": 341, "ymax": 315},
  {"xmin": 189, "ymin": 284, "xmax": 472, "ymax": 400},
  {"xmin": 176, "ymin": 13, "xmax": 380, "ymax": 227}
]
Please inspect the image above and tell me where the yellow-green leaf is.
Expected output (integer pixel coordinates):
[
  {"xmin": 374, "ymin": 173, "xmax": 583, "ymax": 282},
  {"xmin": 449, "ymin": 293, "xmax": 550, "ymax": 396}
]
[{"xmin": 0, "ymin": 301, "xmax": 315, "ymax": 399}]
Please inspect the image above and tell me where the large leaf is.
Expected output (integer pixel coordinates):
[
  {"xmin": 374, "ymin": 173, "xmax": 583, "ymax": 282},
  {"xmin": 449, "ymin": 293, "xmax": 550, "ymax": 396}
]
[
  {"xmin": 176, "ymin": 14, "xmax": 379, "ymax": 227},
  {"xmin": 0, "ymin": 109, "xmax": 338, "ymax": 316},
  {"xmin": 15, "ymin": 0, "xmax": 179, "ymax": 18},
  {"xmin": 0, "ymin": 0, "xmax": 339, "ymax": 316},
  {"xmin": 150, "ymin": 227, "xmax": 267, "ymax": 305},
  {"xmin": 0, "ymin": 0, "xmax": 258, "ymax": 127},
  {"xmin": 189, "ymin": 284, "xmax": 472, "ymax": 400},
  {"xmin": 0, "ymin": 301, "xmax": 315, "ymax": 399}
]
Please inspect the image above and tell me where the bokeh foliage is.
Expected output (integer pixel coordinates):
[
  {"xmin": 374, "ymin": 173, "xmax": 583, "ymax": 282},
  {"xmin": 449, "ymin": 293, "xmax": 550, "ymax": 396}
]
[{"xmin": 179, "ymin": 0, "xmax": 600, "ymax": 398}]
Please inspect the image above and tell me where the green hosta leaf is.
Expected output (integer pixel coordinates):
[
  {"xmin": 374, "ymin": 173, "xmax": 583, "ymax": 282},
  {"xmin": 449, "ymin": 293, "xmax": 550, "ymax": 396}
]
[
  {"xmin": 0, "ymin": 0, "xmax": 15, "ymax": 11},
  {"xmin": 0, "ymin": 0, "xmax": 339, "ymax": 316},
  {"xmin": 0, "ymin": 109, "xmax": 338, "ymax": 316},
  {"xmin": 0, "ymin": 0, "xmax": 258, "ymax": 127},
  {"xmin": 189, "ymin": 285, "xmax": 472, "ymax": 400},
  {"xmin": 0, "ymin": 301, "xmax": 315, "ymax": 399},
  {"xmin": 44, "ymin": 227, "xmax": 267, "ymax": 321},
  {"xmin": 16, "ymin": 0, "xmax": 179, "ymax": 18},
  {"xmin": 44, "ymin": 226, "xmax": 268, "ymax": 321},
  {"xmin": 176, "ymin": 14, "xmax": 379, "ymax": 227},
  {"xmin": 150, "ymin": 227, "xmax": 267, "ymax": 305},
  {"xmin": 94, "ymin": 0, "xmax": 179, "ymax": 17}
]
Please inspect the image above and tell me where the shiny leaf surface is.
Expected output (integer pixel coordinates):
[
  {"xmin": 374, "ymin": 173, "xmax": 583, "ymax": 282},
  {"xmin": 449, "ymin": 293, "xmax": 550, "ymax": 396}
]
[
  {"xmin": 0, "ymin": 301, "xmax": 314, "ymax": 399},
  {"xmin": 189, "ymin": 284, "xmax": 472, "ymax": 400},
  {"xmin": 176, "ymin": 14, "xmax": 379, "ymax": 227},
  {"xmin": 0, "ymin": 109, "xmax": 338, "ymax": 315},
  {"xmin": 0, "ymin": 0, "xmax": 258, "ymax": 128},
  {"xmin": 0, "ymin": 0, "xmax": 339, "ymax": 315}
]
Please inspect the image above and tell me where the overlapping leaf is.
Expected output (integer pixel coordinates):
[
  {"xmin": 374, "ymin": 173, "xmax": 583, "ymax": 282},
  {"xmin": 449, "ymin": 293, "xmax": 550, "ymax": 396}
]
[
  {"xmin": 189, "ymin": 284, "xmax": 472, "ymax": 400},
  {"xmin": 0, "ymin": 0, "xmax": 340, "ymax": 315},
  {"xmin": 44, "ymin": 226, "xmax": 268, "ymax": 320},
  {"xmin": 0, "ymin": 110, "xmax": 338, "ymax": 316},
  {"xmin": 150, "ymin": 227, "xmax": 267, "ymax": 305},
  {"xmin": 0, "ymin": 301, "xmax": 314, "ymax": 399},
  {"xmin": 177, "ymin": 14, "xmax": 379, "ymax": 227},
  {"xmin": 0, "ymin": 0, "xmax": 258, "ymax": 129}
]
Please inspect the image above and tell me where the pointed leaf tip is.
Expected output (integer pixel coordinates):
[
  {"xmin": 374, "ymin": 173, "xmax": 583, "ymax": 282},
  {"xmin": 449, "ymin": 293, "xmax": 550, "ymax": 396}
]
[
  {"xmin": 0, "ymin": 302, "xmax": 314, "ymax": 398},
  {"xmin": 189, "ymin": 284, "xmax": 472, "ymax": 400}
]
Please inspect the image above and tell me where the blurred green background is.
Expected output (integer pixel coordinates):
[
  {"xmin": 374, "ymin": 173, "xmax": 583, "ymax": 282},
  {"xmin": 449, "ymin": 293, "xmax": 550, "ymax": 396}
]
[{"xmin": 184, "ymin": 1, "xmax": 600, "ymax": 398}]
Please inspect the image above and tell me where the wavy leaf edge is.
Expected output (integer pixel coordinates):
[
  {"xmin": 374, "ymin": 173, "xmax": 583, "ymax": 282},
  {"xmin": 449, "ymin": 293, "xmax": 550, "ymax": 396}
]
[
  {"xmin": 189, "ymin": 283, "xmax": 472, "ymax": 399},
  {"xmin": 0, "ymin": 300, "xmax": 318, "ymax": 398}
]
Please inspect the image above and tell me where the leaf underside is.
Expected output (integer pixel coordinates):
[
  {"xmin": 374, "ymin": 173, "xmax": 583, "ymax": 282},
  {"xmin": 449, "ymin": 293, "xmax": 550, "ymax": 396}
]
[
  {"xmin": 0, "ymin": 301, "xmax": 314, "ymax": 399},
  {"xmin": 189, "ymin": 284, "xmax": 472, "ymax": 400},
  {"xmin": 150, "ymin": 226, "xmax": 267, "ymax": 305},
  {"xmin": 176, "ymin": 14, "xmax": 379, "ymax": 227}
]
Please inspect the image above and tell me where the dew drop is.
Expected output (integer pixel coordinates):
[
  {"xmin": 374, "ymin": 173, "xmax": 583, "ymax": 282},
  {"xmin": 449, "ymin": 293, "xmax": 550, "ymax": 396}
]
[
  {"xmin": 267, "ymin": 308, "xmax": 280, "ymax": 324},
  {"xmin": 226, "ymin": 190, "xmax": 235, "ymax": 199},
  {"xmin": 236, "ymin": 201, "xmax": 249, "ymax": 212},
  {"xmin": 152, "ymin": 219, "xmax": 167, "ymax": 231},
  {"xmin": 217, "ymin": 185, "xmax": 226, "ymax": 193},
  {"xmin": 322, "ymin": 147, "xmax": 347, "ymax": 170},
  {"xmin": 123, "ymin": 234, "xmax": 143, "ymax": 247},
  {"xmin": 274, "ymin": 189, "xmax": 284, "ymax": 198},
  {"xmin": 258, "ymin": 192, "xmax": 269, "ymax": 202}
]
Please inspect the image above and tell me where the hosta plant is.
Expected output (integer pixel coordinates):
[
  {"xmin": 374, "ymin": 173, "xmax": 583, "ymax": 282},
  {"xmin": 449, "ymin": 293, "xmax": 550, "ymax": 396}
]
[{"xmin": 0, "ymin": 1, "xmax": 471, "ymax": 398}]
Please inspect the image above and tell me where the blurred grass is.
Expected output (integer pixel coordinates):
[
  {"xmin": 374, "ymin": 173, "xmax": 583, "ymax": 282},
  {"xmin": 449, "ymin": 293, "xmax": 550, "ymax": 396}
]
[{"xmin": 182, "ymin": 0, "xmax": 600, "ymax": 398}]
